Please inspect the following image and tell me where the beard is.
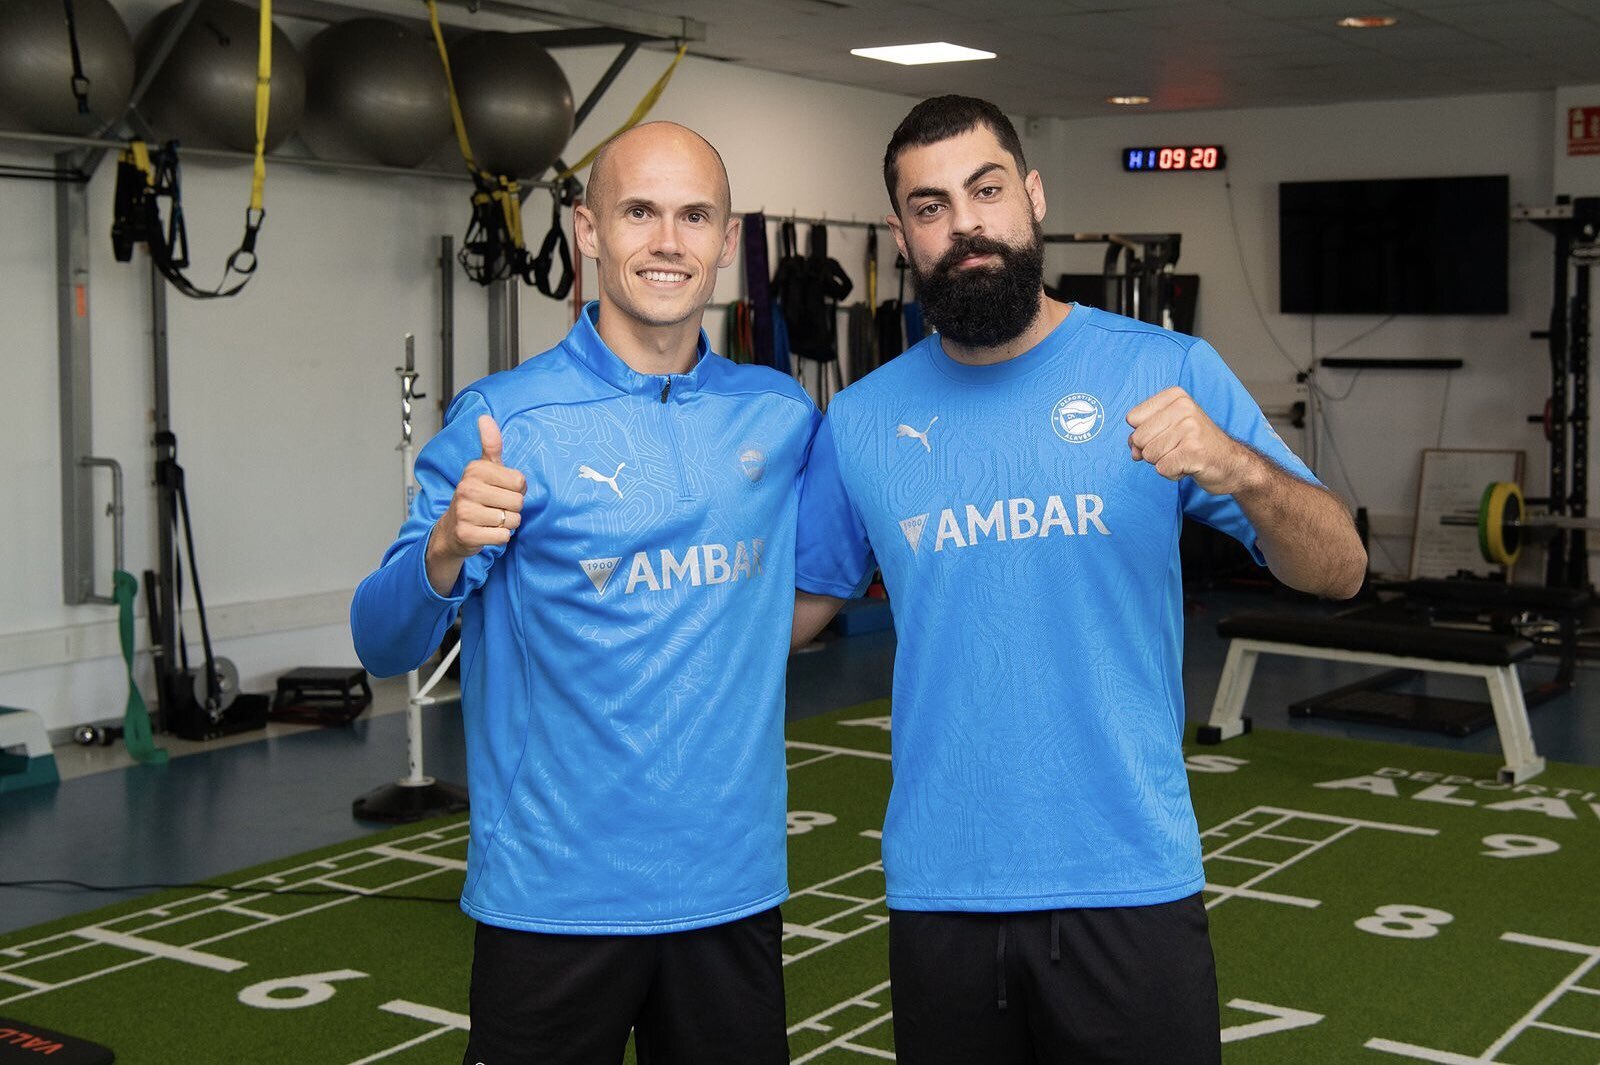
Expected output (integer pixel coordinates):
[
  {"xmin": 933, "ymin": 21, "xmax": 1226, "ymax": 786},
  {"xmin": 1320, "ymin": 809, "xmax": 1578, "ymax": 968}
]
[{"xmin": 910, "ymin": 221, "xmax": 1045, "ymax": 348}]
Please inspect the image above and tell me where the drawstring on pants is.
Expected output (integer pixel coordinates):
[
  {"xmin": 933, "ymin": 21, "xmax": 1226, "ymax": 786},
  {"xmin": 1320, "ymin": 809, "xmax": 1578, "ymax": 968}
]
[
  {"xmin": 995, "ymin": 922, "xmax": 1008, "ymax": 1011},
  {"xmin": 1050, "ymin": 910, "xmax": 1062, "ymax": 963}
]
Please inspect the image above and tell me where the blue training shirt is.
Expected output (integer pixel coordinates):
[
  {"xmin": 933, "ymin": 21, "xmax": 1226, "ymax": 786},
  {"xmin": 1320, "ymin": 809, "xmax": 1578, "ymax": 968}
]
[
  {"xmin": 353, "ymin": 302, "xmax": 818, "ymax": 934},
  {"xmin": 796, "ymin": 305, "xmax": 1319, "ymax": 912}
]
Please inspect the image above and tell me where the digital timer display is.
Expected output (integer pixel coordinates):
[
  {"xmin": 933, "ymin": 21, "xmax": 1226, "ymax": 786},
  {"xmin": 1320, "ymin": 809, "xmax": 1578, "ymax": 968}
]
[{"xmin": 1123, "ymin": 146, "xmax": 1226, "ymax": 172}]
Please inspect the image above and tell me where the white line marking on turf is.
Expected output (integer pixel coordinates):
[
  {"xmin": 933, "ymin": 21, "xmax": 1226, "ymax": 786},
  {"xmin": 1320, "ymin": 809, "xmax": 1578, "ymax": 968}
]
[
  {"xmin": 789, "ymin": 980, "xmax": 896, "ymax": 1063},
  {"xmin": 76, "ymin": 928, "xmax": 246, "ymax": 972},
  {"xmin": 1363, "ymin": 1039, "xmax": 1489, "ymax": 1063},
  {"xmin": 1367, "ymin": 930, "xmax": 1600, "ymax": 1061},
  {"xmin": 785, "ymin": 740, "xmax": 893, "ymax": 762},
  {"xmin": 1220, "ymin": 999, "xmax": 1324, "ymax": 1043},
  {"xmin": 1528, "ymin": 1020, "xmax": 1600, "ymax": 1038},
  {"xmin": 1201, "ymin": 807, "xmax": 1437, "ymax": 912},
  {"xmin": 860, "ymin": 830, "xmax": 882, "ymax": 839},
  {"xmin": 380, "ymin": 999, "xmax": 471, "ymax": 1028},
  {"xmin": 1202, "ymin": 884, "xmax": 1321, "ymax": 909},
  {"xmin": 0, "ymin": 822, "xmax": 473, "ymax": 1008},
  {"xmin": 372, "ymin": 845, "xmax": 467, "ymax": 871},
  {"xmin": 342, "ymin": 1000, "xmax": 472, "ymax": 1065}
]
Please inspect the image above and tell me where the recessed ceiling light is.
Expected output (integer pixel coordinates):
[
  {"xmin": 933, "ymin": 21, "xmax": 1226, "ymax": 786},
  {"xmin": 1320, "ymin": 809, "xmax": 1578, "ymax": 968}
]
[
  {"xmin": 1337, "ymin": 15, "xmax": 1398, "ymax": 28},
  {"xmin": 1106, "ymin": 95, "xmax": 1151, "ymax": 106},
  {"xmin": 850, "ymin": 42, "xmax": 997, "ymax": 66}
]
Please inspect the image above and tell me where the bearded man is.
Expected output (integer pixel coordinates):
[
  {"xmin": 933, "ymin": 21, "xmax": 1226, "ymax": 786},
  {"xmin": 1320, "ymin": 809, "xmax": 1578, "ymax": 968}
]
[{"xmin": 790, "ymin": 95, "xmax": 1366, "ymax": 1065}]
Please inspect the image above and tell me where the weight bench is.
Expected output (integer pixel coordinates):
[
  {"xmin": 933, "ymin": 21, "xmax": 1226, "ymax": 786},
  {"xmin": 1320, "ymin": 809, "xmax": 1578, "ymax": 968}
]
[{"xmin": 1197, "ymin": 613, "xmax": 1546, "ymax": 783}]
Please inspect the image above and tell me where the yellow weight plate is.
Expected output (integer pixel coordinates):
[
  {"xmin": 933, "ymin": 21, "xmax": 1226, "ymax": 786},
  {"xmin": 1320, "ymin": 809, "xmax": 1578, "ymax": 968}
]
[{"xmin": 1479, "ymin": 481, "xmax": 1523, "ymax": 567}]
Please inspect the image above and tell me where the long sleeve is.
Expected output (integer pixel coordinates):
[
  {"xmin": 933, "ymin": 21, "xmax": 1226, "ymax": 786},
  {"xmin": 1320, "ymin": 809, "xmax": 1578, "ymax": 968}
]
[{"xmin": 350, "ymin": 389, "xmax": 508, "ymax": 678}]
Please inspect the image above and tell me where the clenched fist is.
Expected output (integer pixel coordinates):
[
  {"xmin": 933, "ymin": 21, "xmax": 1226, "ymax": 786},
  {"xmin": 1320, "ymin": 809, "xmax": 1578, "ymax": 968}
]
[{"xmin": 1125, "ymin": 387, "xmax": 1253, "ymax": 497}]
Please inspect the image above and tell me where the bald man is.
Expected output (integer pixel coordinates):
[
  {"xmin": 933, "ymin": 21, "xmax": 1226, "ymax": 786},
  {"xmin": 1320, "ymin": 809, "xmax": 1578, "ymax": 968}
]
[{"xmin": 352, "ymin": 122, "xmax": 816, "ymax": 1065}]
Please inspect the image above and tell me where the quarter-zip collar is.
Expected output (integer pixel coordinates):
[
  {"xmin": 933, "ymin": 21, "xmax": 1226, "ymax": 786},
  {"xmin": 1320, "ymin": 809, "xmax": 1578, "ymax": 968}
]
[{"xmin": 565, "ymin": 300, "xmax": 710, "ymax": 397}]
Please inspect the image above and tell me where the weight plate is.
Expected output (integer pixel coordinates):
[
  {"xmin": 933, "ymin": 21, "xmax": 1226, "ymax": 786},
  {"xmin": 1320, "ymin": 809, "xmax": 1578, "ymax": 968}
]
[
  {"xmin": 193, "ymin": 656, "xmax": 241, "ymax": 717},
  {"xmin": 1479, "ymin": 481, "xmax": 1524, "ymax": 567}
]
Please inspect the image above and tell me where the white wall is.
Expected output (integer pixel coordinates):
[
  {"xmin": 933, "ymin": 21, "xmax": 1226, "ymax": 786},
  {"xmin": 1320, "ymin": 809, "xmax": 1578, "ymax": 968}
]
[
  {"xmin": 1034, "ymin": 92, "xmax": 1559, "ymax": 576},
  {"xmin": 0, "ymin": 4, "xmax": 923, "ymax": 733}
]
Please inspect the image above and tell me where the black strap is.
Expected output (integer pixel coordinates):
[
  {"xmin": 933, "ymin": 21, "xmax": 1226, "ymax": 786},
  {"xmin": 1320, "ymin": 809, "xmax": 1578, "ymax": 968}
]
[
  {"xmin": 111, "ymin": 143, "xmax": 260, "ymax": 299},
  {"xmin": 530, "ymin": 190, "xmax": 574, "ymax": 299},
  {"xmin": 62, "ymin": 0, "xmax": 91, "ymax": 115},
  {"xmin": 155, "ymin": 432, "xmax": 223, "ymax": 715}
]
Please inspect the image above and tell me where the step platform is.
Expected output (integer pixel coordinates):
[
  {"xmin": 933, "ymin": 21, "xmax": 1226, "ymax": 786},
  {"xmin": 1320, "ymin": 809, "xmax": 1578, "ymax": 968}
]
[
  {"xmin": 0, "ymin": 706, "xmax": 59, "ymax": 794},
  {"xmin": 271, "ymin": 666, "xmax": 372, "ymax": 727}
]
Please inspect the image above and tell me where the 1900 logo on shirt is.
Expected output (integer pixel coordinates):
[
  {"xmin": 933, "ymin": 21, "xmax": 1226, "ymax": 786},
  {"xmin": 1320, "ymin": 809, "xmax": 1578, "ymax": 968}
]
[{"xmin": 1052, "ymin": 393, "xmax": 1104, "ymax": 443}]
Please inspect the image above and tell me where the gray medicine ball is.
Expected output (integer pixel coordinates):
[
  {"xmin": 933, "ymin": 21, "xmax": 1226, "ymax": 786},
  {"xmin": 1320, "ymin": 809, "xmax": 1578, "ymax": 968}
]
[
  {"xmin": 300, "ymin": 18, "xmax": 451, "ymax": 168},
  {"xmin": 0, "ymin": 0, "xmax": 135, "ymax": 135},
  {"xmin": 136, "ymin": 0, "xmax": 305, "ymax": 153},
  {"xmin": 449, "ymin": 31, "xmax": 574, "ymax": 179}
]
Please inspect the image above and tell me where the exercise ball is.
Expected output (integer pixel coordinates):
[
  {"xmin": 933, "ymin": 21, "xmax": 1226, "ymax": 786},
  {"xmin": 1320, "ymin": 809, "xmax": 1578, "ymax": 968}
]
[
  {"xmin": 300, "ymin": 18, "xmax": 450, "ymax": 168},
  {"xmin": 136, "ymin": 0, "xmax": 305, "ymax": 153},
  {"xmin": 449, "ymin": 31, "xmax": 574, "ymax": 178},
  {"xmin": 0, "ymin": 0, "xmax": 135, "ymax": 135}
]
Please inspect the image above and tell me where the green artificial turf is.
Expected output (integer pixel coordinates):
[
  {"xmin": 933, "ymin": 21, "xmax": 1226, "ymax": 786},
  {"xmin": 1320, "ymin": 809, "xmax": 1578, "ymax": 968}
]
[{"xmin": 3, "ymin": 702, "xmax": 1596, "ymax": 1063}]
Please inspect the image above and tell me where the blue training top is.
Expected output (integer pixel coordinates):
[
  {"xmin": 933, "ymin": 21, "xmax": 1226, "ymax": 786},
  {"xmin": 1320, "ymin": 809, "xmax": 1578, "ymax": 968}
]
[
  {"xmin": 796, "ymin": 305, "xmax": 1319, "ymax": 912},
  {"xmin": 353, "ymin": 302, "xmax": 818, "ymax": 934}
]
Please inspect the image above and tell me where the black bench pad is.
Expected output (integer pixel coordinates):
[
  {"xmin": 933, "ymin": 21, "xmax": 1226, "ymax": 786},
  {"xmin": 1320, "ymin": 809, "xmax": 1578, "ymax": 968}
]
[{"xmin": 1217, "ymin": 613, "xmax": 1535, "ymax": 666}]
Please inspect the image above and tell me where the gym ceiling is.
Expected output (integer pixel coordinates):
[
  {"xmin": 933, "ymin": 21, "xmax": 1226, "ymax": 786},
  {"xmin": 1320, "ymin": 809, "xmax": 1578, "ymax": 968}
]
[{"xmin": 565, "ymin": 0, "xmax": 1600, "ymax": 118}]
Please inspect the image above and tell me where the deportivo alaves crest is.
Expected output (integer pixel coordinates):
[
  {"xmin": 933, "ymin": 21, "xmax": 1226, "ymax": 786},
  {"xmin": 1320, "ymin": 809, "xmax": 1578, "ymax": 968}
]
[{"xmin": 580, "ymin": 540, "xmax": 767, "ymax": 595}]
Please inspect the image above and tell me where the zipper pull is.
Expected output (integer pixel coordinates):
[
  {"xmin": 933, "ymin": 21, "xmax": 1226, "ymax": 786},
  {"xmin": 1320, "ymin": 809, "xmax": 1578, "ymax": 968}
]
[{"xmin": 660, "ymin": 380, "xmax": 671, "ymax": 403}]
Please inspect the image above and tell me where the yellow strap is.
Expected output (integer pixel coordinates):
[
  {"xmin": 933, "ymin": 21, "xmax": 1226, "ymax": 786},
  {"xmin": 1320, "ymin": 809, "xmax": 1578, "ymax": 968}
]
[
  {"xmin": 555, "ymin": 44, "xmax": 688, "ymax": 180},
  {"xmin": 125, "ymin": 139, "xmax": 155, "ymax": 185},
  {"xmin": 426, "ymin": 0, "xmax": 483, "ymax": 178},
  {"xmin": 250, "ymin": 0, "xmax": 270, "ymax": 212}
]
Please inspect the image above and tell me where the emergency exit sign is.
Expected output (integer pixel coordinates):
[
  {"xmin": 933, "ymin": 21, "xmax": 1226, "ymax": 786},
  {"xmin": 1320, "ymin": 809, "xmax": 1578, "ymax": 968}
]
[{"xmin": 1569, "ymin": 107, "xmax": 1600, "ymax": 156}]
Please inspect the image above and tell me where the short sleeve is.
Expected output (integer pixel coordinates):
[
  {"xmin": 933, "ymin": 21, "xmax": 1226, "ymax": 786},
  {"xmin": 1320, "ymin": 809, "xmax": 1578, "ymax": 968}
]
[
  {"xmin": 796, "ymin": 413, "xmax": 875, "ymax": 598},
  {"xmin": 1177, "ymin": 339, "xmax": 1323, "ymax": 562}
]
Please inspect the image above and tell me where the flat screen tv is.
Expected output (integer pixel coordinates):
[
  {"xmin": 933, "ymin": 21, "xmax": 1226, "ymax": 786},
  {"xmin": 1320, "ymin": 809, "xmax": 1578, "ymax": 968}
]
[{"xmin": 1278, "ymin": 175, "xmax": 1508, "ymax": 315}]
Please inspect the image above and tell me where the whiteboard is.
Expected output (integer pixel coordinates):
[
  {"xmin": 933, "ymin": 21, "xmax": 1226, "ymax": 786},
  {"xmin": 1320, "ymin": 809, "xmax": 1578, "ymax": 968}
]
[{"xmin": 1409, "ymin": 448, "xmax": 1524, "ymax": 580}]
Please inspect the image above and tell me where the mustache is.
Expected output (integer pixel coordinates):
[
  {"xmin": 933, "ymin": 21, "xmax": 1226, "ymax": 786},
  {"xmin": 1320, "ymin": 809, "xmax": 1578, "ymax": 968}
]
[{"xmin": 933, "ymin": 234, "xmax": 1018, "ymax": 274}]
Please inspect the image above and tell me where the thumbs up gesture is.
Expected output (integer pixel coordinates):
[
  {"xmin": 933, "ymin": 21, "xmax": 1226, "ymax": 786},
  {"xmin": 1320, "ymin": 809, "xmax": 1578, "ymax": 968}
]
[{"xmin": 433, "ymin": 415, "xmax": 528, "ymax": 561}]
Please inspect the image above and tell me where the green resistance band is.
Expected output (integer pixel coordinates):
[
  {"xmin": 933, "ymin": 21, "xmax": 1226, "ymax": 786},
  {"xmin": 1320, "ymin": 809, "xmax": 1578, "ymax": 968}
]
[{"xmin": 114, "ymin": 570, "xmax": 169, "ymax": 766}]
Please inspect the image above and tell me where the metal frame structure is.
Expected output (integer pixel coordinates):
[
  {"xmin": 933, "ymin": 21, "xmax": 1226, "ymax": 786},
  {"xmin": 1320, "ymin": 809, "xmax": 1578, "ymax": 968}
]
[
  {"xmin": 1515, "ymin": 199, "xmax": 1598, "ymax": 591},
  {"xmin": 1043, "ymin": 232, "xmax": 1183, "ymax": 327}
]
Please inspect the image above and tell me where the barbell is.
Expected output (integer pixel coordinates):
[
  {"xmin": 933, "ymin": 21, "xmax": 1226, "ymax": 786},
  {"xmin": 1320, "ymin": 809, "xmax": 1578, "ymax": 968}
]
[{"xmin": 1440, "ymin": 482, "xmax": 1600, "ymax": 566}]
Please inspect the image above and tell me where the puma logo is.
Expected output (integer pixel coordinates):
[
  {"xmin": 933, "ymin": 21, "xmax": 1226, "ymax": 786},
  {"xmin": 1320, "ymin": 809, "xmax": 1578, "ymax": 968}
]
[
  {"xmin": 896, "ymin": 416, "xmax": 939, "ymax": 453},
  {"xmin": 578, "ymin": 462, "xmax": 626, "ymax": 499}
]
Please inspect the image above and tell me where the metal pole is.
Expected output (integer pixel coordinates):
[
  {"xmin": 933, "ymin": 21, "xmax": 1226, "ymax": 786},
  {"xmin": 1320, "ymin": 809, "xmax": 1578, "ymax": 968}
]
[
  {"xmin": 57, "ymin": 152, "xmax": 94, "ymax": 605},
  {"xmin": 397, "ymin": 334, "xmax": 433, "ymax": 787},
  {"xmin": 488, "ymin": 277, "xmax": 519, "ymax": 373},
  {"xmin": 1548, "ymin": 221, "xmax": 1571, "ymax": 587},
  {"xmin": 439, "ymin": 235, "xmax": 455, "ymax": 411}
]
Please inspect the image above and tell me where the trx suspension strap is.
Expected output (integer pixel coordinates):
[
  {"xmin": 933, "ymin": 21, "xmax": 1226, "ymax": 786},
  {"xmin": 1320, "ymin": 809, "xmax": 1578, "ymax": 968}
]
[
  {"xmin": 62, "ymin": 0, "xmax": 92, "ymax": 116},
  {"xmin": 427, "ymin": 0, "xmax": 534, "ymax": 285},
  {"xmin": 108, "ymin": 0, "xmax": 271, "ymax": 298}
]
